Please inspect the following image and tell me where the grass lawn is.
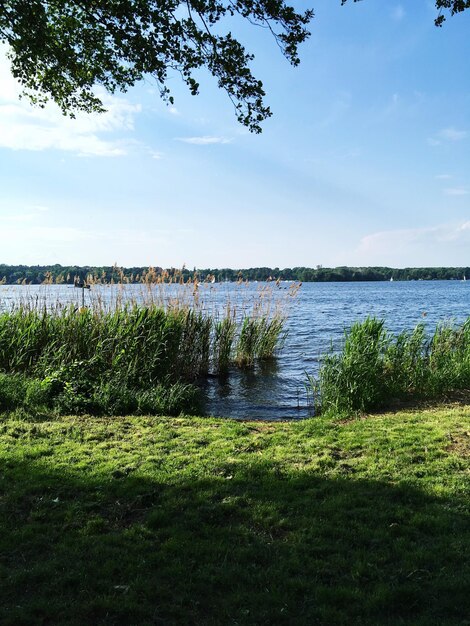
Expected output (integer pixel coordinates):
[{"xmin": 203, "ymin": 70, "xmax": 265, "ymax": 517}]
[{"xmin": 0, "ymin": 406, "xmax": 469, "ymax": 625}]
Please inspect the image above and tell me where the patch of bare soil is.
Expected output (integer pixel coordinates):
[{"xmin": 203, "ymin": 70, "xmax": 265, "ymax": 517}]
[{"xmin": 446, "ymin": 431, "xmax": 470, "ymax": 457}]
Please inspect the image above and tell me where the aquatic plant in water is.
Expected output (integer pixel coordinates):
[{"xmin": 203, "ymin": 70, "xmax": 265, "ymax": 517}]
[
  {"xmin": 0, "ymin": 275, "xmax": 295, "ymax": 416},
  {"xmin": 310, "ymin": 317, "xmax": 470, "ymax": 415}
]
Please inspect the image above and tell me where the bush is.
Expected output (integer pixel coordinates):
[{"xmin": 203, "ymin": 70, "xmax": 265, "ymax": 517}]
[
  {"xmin": 92, "ymin": 383, "xmax": 139, "ymax": 416},
  {"xmin": 0, "ymin": 373, "xmax": 28, "ymax": 411},
  {"xmin": 312, "ymin": 318, "xmax": 390, "ymax": 414},
  {"xmin": 0, "ymin": 373, "xmax": 202, "ymax": 418},
  {"xmin": 0, "ymin": 373, "xmax": 57, "ymax": 414},
  {"xmin": 24, "ymin": 377, "xmax": 56, "ymax": 408}
]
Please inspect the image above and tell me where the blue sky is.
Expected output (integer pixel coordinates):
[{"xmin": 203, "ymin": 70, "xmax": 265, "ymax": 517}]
[{"xmin": 1, "ymin": 0, "xmax": 469, "ymax": 268}]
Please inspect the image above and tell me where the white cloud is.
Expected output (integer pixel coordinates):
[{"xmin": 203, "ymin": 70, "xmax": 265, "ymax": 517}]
[
  {"xmin": 391, "ymin": 5, "xmax": 405, "ymax": 21},
  {"xmin": 0, "ymin": 212, "xmax": 39, "ymax": 223},
  {"xmin": 360, "ymin": 222, "xmax": 470, "ymax": 249},
  {"xmin": 444, "ymin": 187, "xmax": 469, "ymax": 196},
  {"xmin": 148, "ymin": 149, "xmax": 164, "ymax": 160},
  {"xmin": 428, "ymin": 127, "xmax": 467, "ymax": 147},
  {"xmin": 355, "ymin": 221, "xmax": 470, "ymax": 265},
  {"xmin": 435, "ymin": 174, "xmax": 452, "ymax": 180},
  {"xmin": 168, "ymin": 106, "xmax": 180, "ymax": 116},
  {"xmin": 0, "ymin": 222, "xmax": 194, "ymax": 265},
  {"xmin": 438, "ymin": 127, "xmax": 467, "ymax": 141},
  {"xmin": 0, "ymin": 47, "xmax": 141, "ymax": 157},
  {"xmin": 175, "ymin": 136, "xmax": 232, "ymax": 145},
  {"xmin": 0, "ymin": 203, "xmax": 52, "ymax": 224},
  {"xmin": 30, "ymin": 205, "xmax": 50, "ymax": 212}
]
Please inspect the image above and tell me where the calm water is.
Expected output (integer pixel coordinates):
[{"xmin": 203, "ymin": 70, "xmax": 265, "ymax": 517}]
[
  {"xmin": 1, "ymin": 281, "xmax": 469, "ymax": 420},
  {"xmin": 204, "ymin": 280, "xmax": 470, "ymax": 420}
]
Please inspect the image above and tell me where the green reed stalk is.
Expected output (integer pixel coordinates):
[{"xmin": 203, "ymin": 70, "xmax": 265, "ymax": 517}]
[
  {"xmin": 311, "ymin": 316, "xmax": 470, "ymax": 415},
  {"xmin": 0, "ymin": 285, "xmax": 289, "ymax": 416},
  {"xmin": 213, "ymin": 316, "xmax": 237, "ymax": 374}
]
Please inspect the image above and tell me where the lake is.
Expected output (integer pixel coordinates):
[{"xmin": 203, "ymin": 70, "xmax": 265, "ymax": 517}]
[
  {"xmin": 1, "ymin": 281, "xmax": 468, "ymax": 420},
  {"xmin": 204, "ymin": 280, "xmax": 470, "ymax": 420}
]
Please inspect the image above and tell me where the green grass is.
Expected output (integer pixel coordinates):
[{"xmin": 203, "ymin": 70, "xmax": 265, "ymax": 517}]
[
  {"xmin": 311, "ymin": 317, "xmax": 470, "ymax": 414},
  {"xmin": 1, "ymin": 406, "xmax": 469, "ymax": 625},
  {"xmin": 0, "ymin": 304, "xmax": 285, "ymax": 416},
  {"xmin": 0, "ymin": 299, "xmax": 285, "ymax": 385}
]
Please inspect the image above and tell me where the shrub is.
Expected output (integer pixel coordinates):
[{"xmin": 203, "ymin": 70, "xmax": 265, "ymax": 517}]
[
  {"xmin": 92, "ymin": 383, "xmax": 139, "ymax": 416},
  {"xmin": 0, "ymin": 373, "xmax": 28, "ymax": 411},
  {"xmin": 24, "ymin": 377, "xmax": 56, "ymax": 409}
]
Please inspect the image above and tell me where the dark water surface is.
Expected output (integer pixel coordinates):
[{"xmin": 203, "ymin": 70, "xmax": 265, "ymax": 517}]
[{"xmin": 1, "ymin": 281, "xmax": 469, "ymax": 420}]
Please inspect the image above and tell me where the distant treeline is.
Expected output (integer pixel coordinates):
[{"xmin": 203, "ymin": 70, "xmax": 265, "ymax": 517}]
[{"xmin": 0, "ymin": 264, "xmax": 469, "ymax": 285}]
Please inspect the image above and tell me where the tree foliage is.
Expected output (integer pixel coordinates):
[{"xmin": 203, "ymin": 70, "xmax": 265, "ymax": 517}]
[
  {"xmin": 0, "ymin": 2, "xmax": 467, "ymax": 132},
  {"xmin": 1, "ymin": 264, "xmax": 469, "ymax": 284},
  {"xmin": 434, "ymin": 0, "xmax": 470, "ymax": 25},
  {"xmin": 0, "ymin": 0, "xmax": 313, "ymax": 132}
]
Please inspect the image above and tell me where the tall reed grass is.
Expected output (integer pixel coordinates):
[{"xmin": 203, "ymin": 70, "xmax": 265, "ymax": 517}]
[
  {"xmin": 0, "ymin": 277, "xmax": 291, "ymax": 416},
  {"xmin": 0, "ymin": 301, "xmax": 286, "ymax": 381},
  {"xmin": 309, "ymin": 317, "xmax": 470, "ymax": 415}
]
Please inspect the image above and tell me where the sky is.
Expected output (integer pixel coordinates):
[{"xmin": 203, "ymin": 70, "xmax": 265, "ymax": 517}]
[{"xmin": 1, "ymin": 0, "xmax": 470, "ymax": 269}]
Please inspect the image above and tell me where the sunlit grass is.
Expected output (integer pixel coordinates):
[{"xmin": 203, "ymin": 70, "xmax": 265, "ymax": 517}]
[{"xmin": 0, "ymin": 406, "xmax": 468, "ymax": 624}]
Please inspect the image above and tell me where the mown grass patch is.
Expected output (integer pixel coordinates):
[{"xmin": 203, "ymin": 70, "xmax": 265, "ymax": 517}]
[{"xmin": 1, "ymin": 406, "xmax": 469, "ymax": 625}]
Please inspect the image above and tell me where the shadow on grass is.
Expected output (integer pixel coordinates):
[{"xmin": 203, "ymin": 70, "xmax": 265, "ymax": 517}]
[
  {"xmin": 371, "ymin": 392, "xmax": 470, "ymax": 416},
  {"xmin": 1, "ymin": 457, "xmax": 468, "ymax": 625}
]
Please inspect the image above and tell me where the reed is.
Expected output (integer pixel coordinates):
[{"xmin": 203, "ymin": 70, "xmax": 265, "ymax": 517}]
[
  {"xmin": 310, "ymin": 317, "xmax": 470, "ymax": 415},
  {"xmin": 0, "ymin": 278, "xmax": 291, "ymax": 415},
  {"xmin": 234, "ymin": 314, "xmax": 286, "ymax": 366},
  {"xmin": 213, "ymin": 313, "xmax": 237, "ymax": 374}
]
